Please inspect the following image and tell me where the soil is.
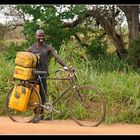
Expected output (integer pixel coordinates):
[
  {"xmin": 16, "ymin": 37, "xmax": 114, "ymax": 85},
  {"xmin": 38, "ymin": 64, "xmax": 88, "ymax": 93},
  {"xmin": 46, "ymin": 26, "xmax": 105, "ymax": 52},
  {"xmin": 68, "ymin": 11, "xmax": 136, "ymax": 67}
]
[{"xmin": 0, "ymin": 116, "xmax": 140, "ymax": 135}]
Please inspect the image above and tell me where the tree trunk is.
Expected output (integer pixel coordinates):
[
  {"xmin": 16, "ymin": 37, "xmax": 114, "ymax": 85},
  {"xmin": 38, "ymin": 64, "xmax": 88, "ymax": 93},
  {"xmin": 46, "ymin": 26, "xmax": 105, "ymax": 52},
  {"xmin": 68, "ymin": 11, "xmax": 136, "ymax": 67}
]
[
  {"xmin": 127, "ymin": 7, "xmax": 139, "ymax": 48},
  {"xmin": 118, "ymin": 5, "xmax": 139, "ymax": 48},
  {"xmin": 97, "ymin": 17, "xmax": 127, "ymax": 58},
  {"xmin": 118, "ymin": 5, "xmax": 139, "ymax": 66}
]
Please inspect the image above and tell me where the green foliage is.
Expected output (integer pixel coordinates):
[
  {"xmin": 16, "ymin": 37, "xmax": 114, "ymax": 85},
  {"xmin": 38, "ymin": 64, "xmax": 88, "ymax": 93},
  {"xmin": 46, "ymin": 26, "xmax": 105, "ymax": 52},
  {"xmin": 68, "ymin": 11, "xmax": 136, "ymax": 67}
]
[
  {"xmin": 23, "ymin": 21, "xmax": 40, "ymax": 44},
  {"xmin": 92, "ymin": 55, "xmax": 133, "ymax": 73},
  {"xmin": 60, "ymin": 5, "xmax": 85, "ymax": 19},
  {"xmin": 0, "ymin": 33, "xmax": 139, "ymax": 124},
  {"xmin": 0, "ymin": 23, "xmax": 6, "ymax": 40},
  {"xmin": 45, "ymin": 42, "xmax": 140, "ymax": 124},
  {"xmin": 3, "ymin": 41, "xmax": 28, "ymax": 61},
  {"xmin": 128, "ymin": 35, "xmax": 140, "ymax": 67},
  {"xmin": 17, "ymin": 5, "xmax": 90, "ymax": 51},
  {"xmin": 87, "ymin": 38, "xmax": 108, "ymax": 59},
  {"xmin": 58, "ymin": 41, "xmax": 89, "ymax": 66},
  {"xmin": 1, "ymin": 4, "xmax": 140, "ymax": 123},
  {"xmin": 17, "ymin": 5, "xmax": 67, "ymax": 50},
  {"xmin": 128, "ymin": 35, "xmax": 140, "ymax": 59},
  {"xmin": 0, "ymin": 40, "xmax": 7, "ymax": 52},
  {"xmin": 1, "ymin": 40, "xmax": 140, "ymax": 124},
  {"xmin": 0, "ymin": 53, "xmax": 14, "ymax": 115}
]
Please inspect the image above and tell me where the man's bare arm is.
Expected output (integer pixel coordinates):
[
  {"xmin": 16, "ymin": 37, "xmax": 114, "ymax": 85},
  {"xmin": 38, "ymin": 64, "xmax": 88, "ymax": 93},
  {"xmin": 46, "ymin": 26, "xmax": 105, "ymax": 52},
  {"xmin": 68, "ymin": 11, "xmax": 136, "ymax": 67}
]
[{"xmin": 48, "ymin": 46, "xmax": 67, "ymax": 67}]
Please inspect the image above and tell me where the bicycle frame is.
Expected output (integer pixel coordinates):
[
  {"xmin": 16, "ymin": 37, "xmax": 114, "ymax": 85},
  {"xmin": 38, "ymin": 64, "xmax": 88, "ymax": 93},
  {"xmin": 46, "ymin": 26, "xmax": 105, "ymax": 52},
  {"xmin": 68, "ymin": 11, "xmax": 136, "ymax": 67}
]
[
  {"xmin": 36, "ymin": 70, "xmax": 77, "ymax": 107},
  {"xmin": 6, "ymin": 69, "xmax": 106, "ymax": 126}
]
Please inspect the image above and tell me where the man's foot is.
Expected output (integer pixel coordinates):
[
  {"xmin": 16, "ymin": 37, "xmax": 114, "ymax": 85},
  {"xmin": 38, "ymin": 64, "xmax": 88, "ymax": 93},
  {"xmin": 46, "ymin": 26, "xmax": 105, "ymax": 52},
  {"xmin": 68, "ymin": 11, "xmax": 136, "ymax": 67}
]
[
  {"xmin": 32, "ymin": 117, "xmax": 40, "ymax": 123},
  {"xmin": 32, "ymin": 114, "xmax": 52, "ymax": 123}
]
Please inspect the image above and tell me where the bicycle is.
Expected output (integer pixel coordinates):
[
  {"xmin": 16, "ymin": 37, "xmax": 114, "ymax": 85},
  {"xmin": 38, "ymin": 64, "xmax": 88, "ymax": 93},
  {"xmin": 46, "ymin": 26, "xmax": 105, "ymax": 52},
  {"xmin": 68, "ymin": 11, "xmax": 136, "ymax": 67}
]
[{"xmin": 5, "ymin": 68, "xmax": 106, "ymax": 127}]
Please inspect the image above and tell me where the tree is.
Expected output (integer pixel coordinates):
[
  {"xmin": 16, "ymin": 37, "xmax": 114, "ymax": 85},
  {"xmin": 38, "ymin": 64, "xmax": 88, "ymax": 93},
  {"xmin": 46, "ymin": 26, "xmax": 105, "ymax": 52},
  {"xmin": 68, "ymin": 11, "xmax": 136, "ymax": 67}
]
[
  {"xmin": 4, "ymin": 5, "xmax": 140, "ymax": 63},
  {"xmin": 63, "ymin": 5, "xmax": 127, "ymax": 58},
  {"xmin": 118, "ymin": 5, "xmax": 139, "ymax": 48},
  {"xmin": 0, "ymin": 5, "xmax": 25, "ymax": 31},
  {"xmin": 118, "ymin": 5, "xmax": 140, "ymax": 66}
]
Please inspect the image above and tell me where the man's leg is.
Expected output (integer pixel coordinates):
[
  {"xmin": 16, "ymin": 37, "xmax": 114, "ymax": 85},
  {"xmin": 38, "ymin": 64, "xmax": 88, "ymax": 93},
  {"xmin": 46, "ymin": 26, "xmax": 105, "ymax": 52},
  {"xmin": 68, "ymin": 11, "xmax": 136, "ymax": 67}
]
[
  {"xmin": 39, "ymin": 78, "xmax": 47, "ymax": 119},
  {"xmin": 32, "ymin": 78, "xmax": 47, "ymax": 123}
]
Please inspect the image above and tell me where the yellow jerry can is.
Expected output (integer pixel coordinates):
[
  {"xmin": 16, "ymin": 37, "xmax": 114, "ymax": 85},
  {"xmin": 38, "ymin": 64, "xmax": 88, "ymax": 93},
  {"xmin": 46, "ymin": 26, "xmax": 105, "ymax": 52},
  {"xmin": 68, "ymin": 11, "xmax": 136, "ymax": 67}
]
[
  {"xmin": 13, "ymin": 65, "xmax": 35, "ymax": 81},
  {"xmin": 15, "ymin": 52, "xmax": 39, "ymax": 68},
  {"xmin": 8, "ymin": 85, "xmax": 31, "ymax": 112},
  {"xmin": 28, "ymin": 84, "xmax": 40, "ymax": 109}
]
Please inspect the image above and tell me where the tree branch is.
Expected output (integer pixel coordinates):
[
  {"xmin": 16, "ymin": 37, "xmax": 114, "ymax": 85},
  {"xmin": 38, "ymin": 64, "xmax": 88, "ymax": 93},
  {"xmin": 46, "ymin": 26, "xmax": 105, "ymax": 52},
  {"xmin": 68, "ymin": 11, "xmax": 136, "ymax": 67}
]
[
  {"xmin": 62, "ymin": 10, "xmax": 94, "ymax": 28},
  {"xmin": 5, "ymin": 23, "xmax": 24, "ymax": 31}
]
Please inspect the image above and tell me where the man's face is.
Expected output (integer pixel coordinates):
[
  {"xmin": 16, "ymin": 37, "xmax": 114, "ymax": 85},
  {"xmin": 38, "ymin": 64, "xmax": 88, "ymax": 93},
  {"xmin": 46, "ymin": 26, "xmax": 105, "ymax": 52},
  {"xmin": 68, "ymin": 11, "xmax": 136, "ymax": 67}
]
[{"xmin": 36, "ymin": 32, "xmax": 45, "ymax": 44}]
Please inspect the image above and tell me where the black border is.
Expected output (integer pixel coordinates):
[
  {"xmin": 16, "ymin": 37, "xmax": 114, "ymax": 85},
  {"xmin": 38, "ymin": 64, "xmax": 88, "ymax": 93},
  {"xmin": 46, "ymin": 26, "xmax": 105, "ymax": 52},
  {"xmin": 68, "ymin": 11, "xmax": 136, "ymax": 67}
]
[
  {"xmin": 0, "ymin": 0, "xmax": 140, "ymax": 4},
  {"xmin": 0, "ymin": 0, "xmax": 140, "ymax": 137}
]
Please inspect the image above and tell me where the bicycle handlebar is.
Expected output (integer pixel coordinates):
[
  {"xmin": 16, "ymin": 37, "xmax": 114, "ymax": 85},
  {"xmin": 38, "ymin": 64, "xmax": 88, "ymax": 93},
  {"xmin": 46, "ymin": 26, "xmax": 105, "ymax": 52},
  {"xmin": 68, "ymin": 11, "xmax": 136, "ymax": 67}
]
[{"xmin": 55, "ymin": 68, "xmax": 75, "ymax": 74}]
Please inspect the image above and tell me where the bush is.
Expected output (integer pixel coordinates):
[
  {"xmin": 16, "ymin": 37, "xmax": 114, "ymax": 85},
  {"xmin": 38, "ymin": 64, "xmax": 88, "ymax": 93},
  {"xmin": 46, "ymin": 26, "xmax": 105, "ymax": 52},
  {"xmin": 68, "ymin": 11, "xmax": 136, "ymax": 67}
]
[
  {"xmin": 128, "ymin": 35, "xmax": 140, "ymax": 66},
  {"xmin": 3, "ymin": 41, "xmax": 29, "ymax": 61},
  {"xmin": 0, "ymin": 23, "xmax": 6, "ymax": 40},
  {"xmin": 86, "ymin": 39, "xmax": 107, "ymax": 59}
]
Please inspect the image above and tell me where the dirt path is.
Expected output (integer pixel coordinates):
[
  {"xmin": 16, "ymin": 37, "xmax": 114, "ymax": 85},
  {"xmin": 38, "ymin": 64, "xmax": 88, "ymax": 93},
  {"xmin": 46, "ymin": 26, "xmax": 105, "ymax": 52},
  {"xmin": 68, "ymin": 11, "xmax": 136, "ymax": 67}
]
[{"xmin": 0, "ymin": 117, "xmax": 140, "ymax": 135}]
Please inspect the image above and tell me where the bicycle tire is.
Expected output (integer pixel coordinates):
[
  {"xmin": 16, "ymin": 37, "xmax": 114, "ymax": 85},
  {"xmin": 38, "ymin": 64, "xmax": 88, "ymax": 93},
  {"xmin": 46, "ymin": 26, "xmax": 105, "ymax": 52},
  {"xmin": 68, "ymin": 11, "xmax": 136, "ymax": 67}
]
[
  {"xmin": 5, "ymin": 82, "xmax": 42, "ymax": 123},
  {"xmin": 69, "ymin": 85, "xmax": 106, "ymax": 127}
]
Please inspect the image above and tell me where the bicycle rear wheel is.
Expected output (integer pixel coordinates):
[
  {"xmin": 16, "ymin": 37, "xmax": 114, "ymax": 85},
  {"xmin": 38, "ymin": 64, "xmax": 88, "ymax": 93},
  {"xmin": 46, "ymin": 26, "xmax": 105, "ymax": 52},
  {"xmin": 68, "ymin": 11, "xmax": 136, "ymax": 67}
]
[
  {"xmin": 5, "ymin": 83, "xmax": 42, "ymax": 123},
  {"xmin": 69, "ymin": 85, "xmax": 106, "ymax": 127}
]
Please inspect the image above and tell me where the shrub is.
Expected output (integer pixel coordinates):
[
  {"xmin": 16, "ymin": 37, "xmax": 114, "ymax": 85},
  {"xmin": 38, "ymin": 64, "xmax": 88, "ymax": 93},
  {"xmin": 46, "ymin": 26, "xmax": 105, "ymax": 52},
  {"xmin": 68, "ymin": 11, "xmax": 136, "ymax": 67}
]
[
  {"xmin": 3, "ymin": 41, "xmax": 28, "ymax": 61},
  {"xmin": 128, "ymin": 35, "xmax": 140, "ymax": 66},
  {"xmin": 86, "ymin": 39, "xmax": 108, "ymax": 59}
]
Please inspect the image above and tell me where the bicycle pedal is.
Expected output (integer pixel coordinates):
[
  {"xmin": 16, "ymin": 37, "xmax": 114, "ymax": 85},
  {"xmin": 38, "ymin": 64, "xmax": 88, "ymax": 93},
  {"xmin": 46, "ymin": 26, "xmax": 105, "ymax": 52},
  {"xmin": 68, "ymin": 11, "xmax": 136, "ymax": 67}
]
[{"xmin": 44, "ymin": 106, "xmax": 53, "ymax": 112}]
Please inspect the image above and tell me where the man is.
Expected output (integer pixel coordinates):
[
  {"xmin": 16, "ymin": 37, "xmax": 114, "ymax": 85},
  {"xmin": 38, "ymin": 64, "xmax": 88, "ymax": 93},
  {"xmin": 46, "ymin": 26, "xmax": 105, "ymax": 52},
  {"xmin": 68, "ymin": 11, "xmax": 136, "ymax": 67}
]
[{"xmin": 27, "ymin": 29, "xmax": 69, "ymax": 123}]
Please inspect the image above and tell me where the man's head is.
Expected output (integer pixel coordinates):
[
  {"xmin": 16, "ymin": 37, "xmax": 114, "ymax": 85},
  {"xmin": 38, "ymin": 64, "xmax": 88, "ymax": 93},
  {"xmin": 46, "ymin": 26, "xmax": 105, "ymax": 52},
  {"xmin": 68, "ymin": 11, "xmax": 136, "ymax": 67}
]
[{"xmin": 36, "ymin": 29, "xmax": 45, "ymax": 44}]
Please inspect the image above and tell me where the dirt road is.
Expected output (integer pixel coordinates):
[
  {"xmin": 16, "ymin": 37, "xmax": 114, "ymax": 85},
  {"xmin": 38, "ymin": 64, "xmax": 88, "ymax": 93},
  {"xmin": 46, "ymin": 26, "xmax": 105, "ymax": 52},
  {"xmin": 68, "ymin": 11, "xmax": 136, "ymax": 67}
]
[{"xmin": 0, "ymin": 117, "xmax": 140, "ymax": 135}]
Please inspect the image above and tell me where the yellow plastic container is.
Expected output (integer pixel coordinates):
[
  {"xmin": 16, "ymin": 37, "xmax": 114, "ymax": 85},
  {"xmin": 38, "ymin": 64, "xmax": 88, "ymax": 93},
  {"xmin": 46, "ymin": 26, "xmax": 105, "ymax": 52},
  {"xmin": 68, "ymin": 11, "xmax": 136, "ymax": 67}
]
[
  {"xmin": 8, "ymin": 85, "xmax": 31, "ymax": 112},
  {"xmin": 15, "ymin": 52, "xmax": 39, "ymax": 68},
  {"xmin": 28, "ymin": 84, "xmax": 40, "ymax": 109},
  {"xmin": 13, "ymin": 65, "xmax": 35, "ymax": 80}
]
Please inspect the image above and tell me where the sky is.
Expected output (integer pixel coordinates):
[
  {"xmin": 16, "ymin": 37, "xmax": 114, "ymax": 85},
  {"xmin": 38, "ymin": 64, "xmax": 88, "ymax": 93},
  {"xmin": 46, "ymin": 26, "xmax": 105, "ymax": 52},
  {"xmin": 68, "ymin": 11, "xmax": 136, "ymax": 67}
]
[{"xmin": 0, "ymin": 14, "xmax": 7, "ymax": 24}]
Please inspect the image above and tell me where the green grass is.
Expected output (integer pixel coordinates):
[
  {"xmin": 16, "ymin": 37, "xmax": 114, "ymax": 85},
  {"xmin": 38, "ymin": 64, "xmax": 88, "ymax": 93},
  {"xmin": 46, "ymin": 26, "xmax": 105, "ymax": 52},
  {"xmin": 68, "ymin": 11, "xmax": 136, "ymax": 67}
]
[
  {"xmin": 1, "ymin": 41, "xmax": 140, "ymax": 124},
  {"xmin": 0, "ymin": 53, "xmax": 14, "ymax": 115}
]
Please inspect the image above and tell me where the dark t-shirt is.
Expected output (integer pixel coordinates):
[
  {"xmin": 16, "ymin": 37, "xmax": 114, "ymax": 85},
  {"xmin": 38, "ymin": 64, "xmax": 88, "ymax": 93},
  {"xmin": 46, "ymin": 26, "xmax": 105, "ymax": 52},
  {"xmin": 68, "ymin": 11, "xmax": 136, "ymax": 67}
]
[{"xmin": 27, "ymin": 43, "xmax": 66, "ymax": 77}]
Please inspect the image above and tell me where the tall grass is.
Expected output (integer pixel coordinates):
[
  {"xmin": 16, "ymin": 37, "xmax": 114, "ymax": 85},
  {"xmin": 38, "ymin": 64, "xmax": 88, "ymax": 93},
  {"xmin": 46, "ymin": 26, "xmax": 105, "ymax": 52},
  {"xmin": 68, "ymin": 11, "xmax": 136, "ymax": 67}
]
[
  {"xmin": 44, "ymin": 42, "xmax": 140, "ymax": 124},
  {"xmin": 1, "ymin": 41, "xmax": 140, "ymax": 124},
  {"xmin": 0, "ymin": 53, "xmax": 14, "ymax": 115}
]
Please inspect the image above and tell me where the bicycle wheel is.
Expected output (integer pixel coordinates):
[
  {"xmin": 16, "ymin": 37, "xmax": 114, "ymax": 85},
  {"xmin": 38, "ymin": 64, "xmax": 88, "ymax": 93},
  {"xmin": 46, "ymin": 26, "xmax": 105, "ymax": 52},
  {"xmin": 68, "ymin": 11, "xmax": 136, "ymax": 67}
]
[
  {"xmin": 5, "ymin": 83, "xmax": 42, "ymax": 123},
  {"xmin": 69, "ymin": 85, "xmax": 106, "ymax": 127}
]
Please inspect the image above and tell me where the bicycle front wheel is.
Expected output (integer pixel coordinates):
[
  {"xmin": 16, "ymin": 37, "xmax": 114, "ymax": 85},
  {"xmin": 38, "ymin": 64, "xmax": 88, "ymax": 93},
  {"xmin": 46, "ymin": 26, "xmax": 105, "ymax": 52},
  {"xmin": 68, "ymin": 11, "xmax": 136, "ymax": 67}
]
[
  {"xmin": 69, "ymin": 85, "xmax": 106, "ymax": 127},
  {"xmin": 5, "ymin": 83, "xmax": 42, "ymax": 123}
]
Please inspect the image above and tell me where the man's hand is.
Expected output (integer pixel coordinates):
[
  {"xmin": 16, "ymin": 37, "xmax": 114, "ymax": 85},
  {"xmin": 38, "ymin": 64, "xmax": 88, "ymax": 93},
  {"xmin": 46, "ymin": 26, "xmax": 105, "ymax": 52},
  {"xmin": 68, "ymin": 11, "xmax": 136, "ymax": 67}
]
[
  {"xmin": 63, "ymin": 66, "xmax": 69, "ymax": 71},
  {"xmin": 64, "ymin": 67, "xmax": 75, "ymax": 73}
]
